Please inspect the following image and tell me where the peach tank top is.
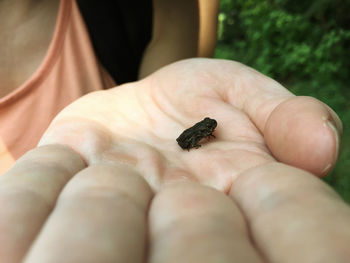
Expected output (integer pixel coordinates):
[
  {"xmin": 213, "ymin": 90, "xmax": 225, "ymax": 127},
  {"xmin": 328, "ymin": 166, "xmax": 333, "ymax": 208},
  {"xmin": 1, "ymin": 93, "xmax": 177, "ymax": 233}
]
[{"xmin": 0, "ymin": 0, "xmax": 116, "ymax": 174}]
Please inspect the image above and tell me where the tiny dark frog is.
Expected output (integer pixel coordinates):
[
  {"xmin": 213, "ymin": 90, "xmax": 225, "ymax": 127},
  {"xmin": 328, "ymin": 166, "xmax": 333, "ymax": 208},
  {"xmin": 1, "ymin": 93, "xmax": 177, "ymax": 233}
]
[{"xmin": 176, "ymin": 117, "xmax": 217, "ymax": 151}]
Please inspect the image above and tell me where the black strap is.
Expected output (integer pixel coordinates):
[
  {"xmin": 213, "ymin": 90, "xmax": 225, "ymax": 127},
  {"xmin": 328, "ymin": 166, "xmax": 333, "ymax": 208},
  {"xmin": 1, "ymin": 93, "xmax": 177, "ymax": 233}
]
[{"xmin": 76, "ymin": 0, "xmax": 153, "ymax": 84}]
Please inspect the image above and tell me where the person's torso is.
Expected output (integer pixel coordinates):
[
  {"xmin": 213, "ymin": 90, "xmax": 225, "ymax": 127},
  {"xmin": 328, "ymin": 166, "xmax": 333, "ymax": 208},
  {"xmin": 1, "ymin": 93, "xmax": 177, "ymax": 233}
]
[{"xmin": 0, "ymin": 0, "xmax": 116, "ymax": 174}]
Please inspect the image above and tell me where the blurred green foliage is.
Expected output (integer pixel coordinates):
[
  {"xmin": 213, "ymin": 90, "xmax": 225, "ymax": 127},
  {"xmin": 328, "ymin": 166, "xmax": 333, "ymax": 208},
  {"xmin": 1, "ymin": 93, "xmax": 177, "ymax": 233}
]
[{"xmin": 215, "ymin": 0, "xmax": 350, "ymax": 202}]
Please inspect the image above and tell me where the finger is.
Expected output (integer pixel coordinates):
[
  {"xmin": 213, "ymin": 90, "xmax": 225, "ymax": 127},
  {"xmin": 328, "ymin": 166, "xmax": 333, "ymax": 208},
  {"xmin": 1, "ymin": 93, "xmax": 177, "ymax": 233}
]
[
  {"xmin": 205, "ymin": 60, "xmax": 340, "ymax": 176},
  {"xmin": 24, "ymin": 164, "xmax": 153, "ymax": 263},
  {"xmin": 264, "ymin": 96, "xmax": 341, "ymax": 176},
  {"xmin": 153, "ymin": 59, "xmax": 340, "ymax": 176},
  {"xmin": 216, "ymin": 61, "xmax": 341, "ymax": 176},
  {"xmin": 148, "ymin": 181, "xmax": 263, "ymax": 263},
  {"xmin": 0, "ymin": 144, "xmax": 85, "ymax": 263},
  {"xmin": 230, "ymin": 162, "xmax": 350, "ymax": 262}
]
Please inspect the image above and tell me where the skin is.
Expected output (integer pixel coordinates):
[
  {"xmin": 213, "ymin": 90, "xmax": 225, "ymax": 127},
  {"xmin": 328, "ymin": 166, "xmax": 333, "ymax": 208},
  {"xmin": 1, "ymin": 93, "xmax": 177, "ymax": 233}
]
[
  {"xmin": 198, "ymin": 0, "xmax": 220, "ymax": 57},
  {"xmin": 0, "ymin": 0, "xmax": 60, "ymax": 97},
  {"xmin": 0, "ymin": 0, "xmax": 219, "ymax": 95},
  {"xmin": 0, "ymin": 58, "xmax": 348, "ymax": 263},
  {"xmin": 138, "ymin": 0, "xmax": 219, "ymax": 78}
]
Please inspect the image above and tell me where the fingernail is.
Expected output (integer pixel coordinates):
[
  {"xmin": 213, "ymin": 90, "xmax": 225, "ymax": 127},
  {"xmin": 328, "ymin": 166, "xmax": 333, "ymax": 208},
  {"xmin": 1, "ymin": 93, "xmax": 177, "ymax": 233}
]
[
  {"xmin": 327, "ymin": 119, "xmax": 340, "ymax": 161},
  {"xmin": 321, "ymin": 163, "xmax": 332, "ymax": 175},
  {"xmin": 321, "ymin": 119, "xmax": 340, "ymax": 175}
]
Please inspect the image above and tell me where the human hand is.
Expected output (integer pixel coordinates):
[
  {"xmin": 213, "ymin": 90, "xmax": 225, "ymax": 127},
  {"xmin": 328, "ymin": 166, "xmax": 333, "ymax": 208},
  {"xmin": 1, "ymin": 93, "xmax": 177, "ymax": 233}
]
[{"xmin": 0, "ymin": 58, "xmax": 348, "ymax": 262}]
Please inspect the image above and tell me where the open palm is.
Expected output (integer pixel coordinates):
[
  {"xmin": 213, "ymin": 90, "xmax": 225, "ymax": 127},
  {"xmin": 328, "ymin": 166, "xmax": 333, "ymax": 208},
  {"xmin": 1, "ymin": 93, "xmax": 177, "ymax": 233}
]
[
  {"xmin": 2, "ymin": 59, "xmax": 347, "ymax": 263},
  {"xmin": 40, "ymin": 58, "xmax": 337, "ymax": 189}
]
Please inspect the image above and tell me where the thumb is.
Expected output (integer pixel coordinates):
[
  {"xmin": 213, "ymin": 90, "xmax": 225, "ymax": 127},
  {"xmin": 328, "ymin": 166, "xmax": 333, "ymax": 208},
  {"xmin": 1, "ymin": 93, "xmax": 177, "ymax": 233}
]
[{"xmin": 264, "ymin": 96, "xmax": 342, "ymax": 177}]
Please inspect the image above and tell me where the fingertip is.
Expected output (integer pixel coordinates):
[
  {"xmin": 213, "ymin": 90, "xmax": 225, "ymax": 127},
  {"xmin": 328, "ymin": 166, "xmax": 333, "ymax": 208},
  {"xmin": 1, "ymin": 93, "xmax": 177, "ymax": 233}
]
[{"xmin": 264, "ymin": 96, "xmax": 341, "ymax": 177}]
